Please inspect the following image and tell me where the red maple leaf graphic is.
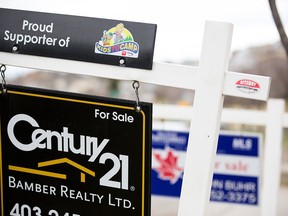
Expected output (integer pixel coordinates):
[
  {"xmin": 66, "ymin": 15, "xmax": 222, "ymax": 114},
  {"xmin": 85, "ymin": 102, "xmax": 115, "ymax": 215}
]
[{"xmin": 154, "ymin": 150, "xmax": 183, "ymax": 184}]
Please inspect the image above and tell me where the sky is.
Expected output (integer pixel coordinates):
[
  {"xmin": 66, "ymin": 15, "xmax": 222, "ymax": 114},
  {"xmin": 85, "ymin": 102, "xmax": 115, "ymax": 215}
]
[{"xmin": 1, "ymin": 0, "xmax": 288, "ymax": 78}]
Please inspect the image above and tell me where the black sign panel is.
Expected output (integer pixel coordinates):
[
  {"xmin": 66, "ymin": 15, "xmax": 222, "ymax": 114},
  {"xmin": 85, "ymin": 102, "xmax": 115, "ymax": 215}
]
[
  {"xmin": 0, "ymin": 85, "xmax": 152, "ymax": 216},
  {"xmin": 0, "ymin": 8, "xmax": 157, "ymax": 70}
]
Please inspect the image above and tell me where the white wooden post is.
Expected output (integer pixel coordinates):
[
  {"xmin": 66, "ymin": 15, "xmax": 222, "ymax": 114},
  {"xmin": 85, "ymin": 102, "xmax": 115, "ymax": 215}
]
[
  {"xmin": 177, "ymin": 21, "xmax": 233, "ymax": 216},
  {"xmin": 261, "ymin": 99, "xmax": 285, "ymax": 216}
]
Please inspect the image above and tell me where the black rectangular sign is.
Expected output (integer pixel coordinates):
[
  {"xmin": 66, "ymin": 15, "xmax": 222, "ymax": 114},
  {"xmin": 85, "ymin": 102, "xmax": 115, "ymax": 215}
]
[
  {"xmin": 0, "ymin": 85, "xmax": 152, "ymax": 216},
  {"xmin": 0, "ymin": 8, "xmax": 157, "ymax": 70}
]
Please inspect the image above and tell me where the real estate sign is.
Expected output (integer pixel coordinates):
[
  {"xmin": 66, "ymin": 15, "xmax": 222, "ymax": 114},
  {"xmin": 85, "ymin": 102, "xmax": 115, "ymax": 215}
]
[
  {"xmin": 0, "ymin": 8, "xmax": 157, "ymax": 69},
  {"xmin": 152, "ymin": 129, "xmax": 261, "ymax": 205},
  {"xmin": 0, "ymin": 85, "xmax": 152, "ymax": 216}
]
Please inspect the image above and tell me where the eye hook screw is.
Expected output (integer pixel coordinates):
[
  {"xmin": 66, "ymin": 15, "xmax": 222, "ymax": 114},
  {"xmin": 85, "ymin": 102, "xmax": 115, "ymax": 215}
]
[{"xmin": 132, "ymin": 81, "xmax": 141, "ymax": 112}]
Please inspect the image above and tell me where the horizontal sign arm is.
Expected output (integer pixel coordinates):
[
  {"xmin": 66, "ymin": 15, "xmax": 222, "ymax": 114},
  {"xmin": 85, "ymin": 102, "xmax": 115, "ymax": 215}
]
[{"xmin": 0, "ymin": 52, "xmax": 270, "ymax": 101}]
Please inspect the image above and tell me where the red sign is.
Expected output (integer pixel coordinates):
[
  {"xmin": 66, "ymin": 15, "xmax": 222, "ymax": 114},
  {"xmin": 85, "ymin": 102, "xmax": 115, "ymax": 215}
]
[{"xmin": 236, "ymin": 79, "xmax": 260, "ymax": 93}]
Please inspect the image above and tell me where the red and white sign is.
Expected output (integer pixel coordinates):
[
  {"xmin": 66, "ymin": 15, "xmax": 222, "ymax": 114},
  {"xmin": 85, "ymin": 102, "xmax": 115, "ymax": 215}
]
[{"xmin": 236, "ymin": 79, "xmax": 260, "ymax": 94}]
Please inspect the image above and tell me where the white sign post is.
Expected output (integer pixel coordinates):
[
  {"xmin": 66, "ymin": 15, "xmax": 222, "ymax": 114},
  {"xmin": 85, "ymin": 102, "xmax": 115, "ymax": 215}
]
[
  {"xmin": 0, "ymin": 3, "xmax": 271, "ymax": 216},
  {"xmin": 177, "ymin": 22, "xmax": 232, "ymax": 216},
  {"xmin": 261, "ymin": 99, "xmax": 285, "ymax": 216},
  {"xmin": 176, "ymin": 22, "xmax": 270, "ymax": 216}
]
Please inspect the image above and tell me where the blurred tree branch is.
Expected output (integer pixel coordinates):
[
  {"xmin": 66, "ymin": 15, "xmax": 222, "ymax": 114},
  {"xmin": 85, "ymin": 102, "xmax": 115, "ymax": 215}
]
[{"xmin": 268, "ymin": 0, "xmax": 288, "ymax": 58}]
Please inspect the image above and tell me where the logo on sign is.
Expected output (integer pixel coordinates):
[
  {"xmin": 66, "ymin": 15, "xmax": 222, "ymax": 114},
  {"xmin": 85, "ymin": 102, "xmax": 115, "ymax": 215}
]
[
  {"xmin": 153, "ymin": 149, "xmax": 183, "ymax": 184},
  {"xmin": 152, "ymin": 130, "xmax": 187, "ymax": 197},
  {"xmin": 95, "ymin": 23, "xmax": 139, "ymax": 58},
  {"xmin": 236, "ymin": 79, "xmax": 260, "ymax": 93},
  {"xmin": 7, "ymin": 113, "xmax": 129, "ymax": 190}
]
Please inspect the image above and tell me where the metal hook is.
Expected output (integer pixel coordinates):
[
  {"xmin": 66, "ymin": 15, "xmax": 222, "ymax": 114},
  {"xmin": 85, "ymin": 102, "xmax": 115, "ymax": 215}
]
[
  {"xmin": 0, "ymin": 65, "xmax": 7, "ymax": 94},
  {"xmin": 132, "ymin": 81, "xmax": 141, "ymax": 112}
]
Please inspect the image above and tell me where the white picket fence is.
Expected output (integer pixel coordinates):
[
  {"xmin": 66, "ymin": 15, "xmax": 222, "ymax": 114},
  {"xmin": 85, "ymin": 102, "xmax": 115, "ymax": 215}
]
[{"xmin": 153, "ymin": 99, "xmax": 287, "ymax": 216}]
